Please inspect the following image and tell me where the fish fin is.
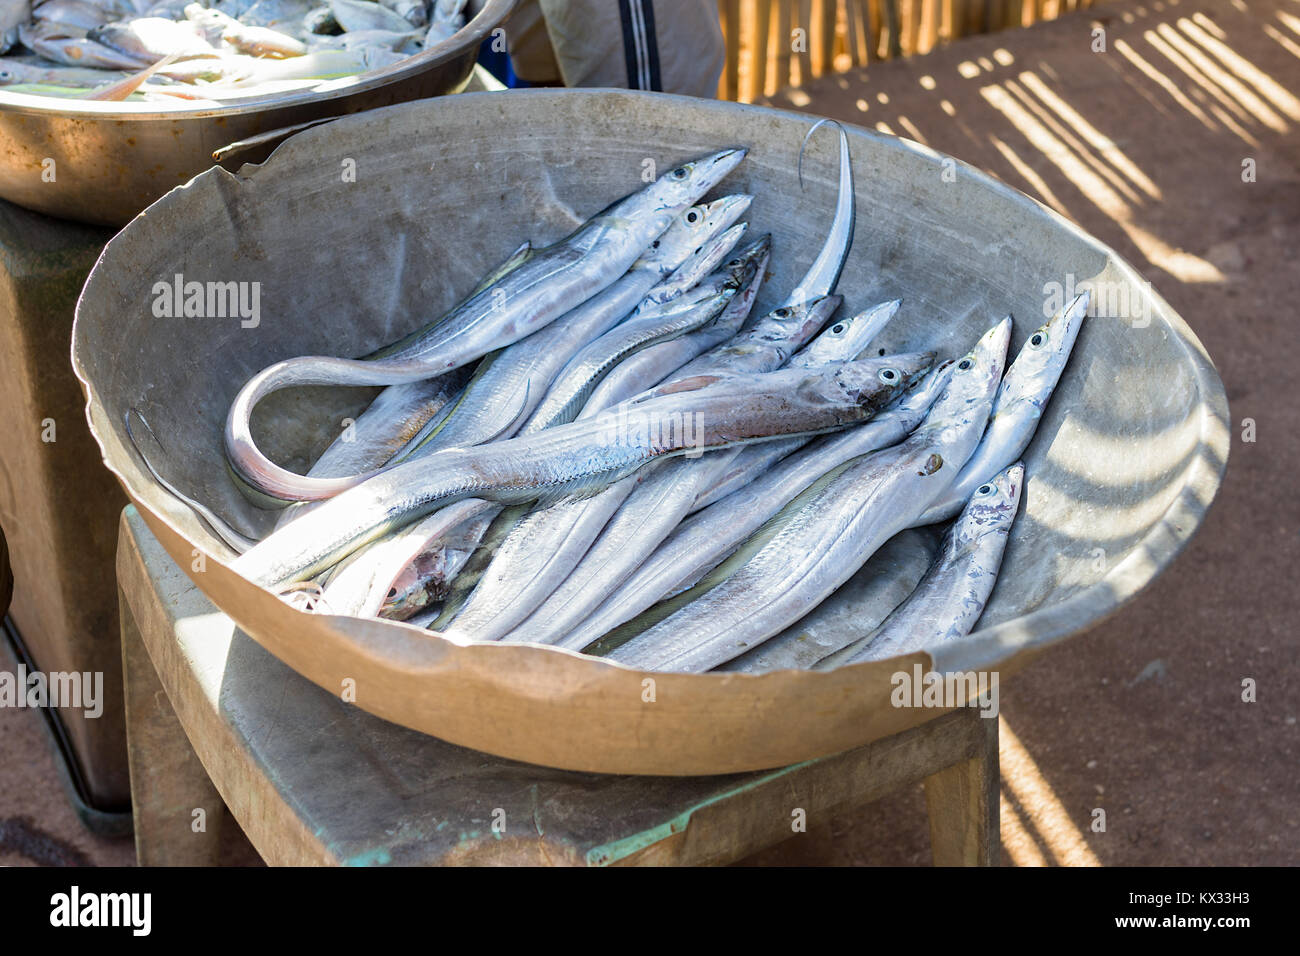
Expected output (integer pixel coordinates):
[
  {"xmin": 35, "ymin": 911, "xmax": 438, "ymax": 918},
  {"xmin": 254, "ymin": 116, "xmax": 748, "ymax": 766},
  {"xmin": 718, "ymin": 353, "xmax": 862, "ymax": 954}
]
[
  {"xmin": 482, "ymin": 380, "xmax": 530, "ymax": 444},
  {"xmin": 637, "ymin": 374, "xmax": 728, "ymax": 400},
  {"xmin": 86, "ymin": 52, "xmax": 180, "ymax": 101}
]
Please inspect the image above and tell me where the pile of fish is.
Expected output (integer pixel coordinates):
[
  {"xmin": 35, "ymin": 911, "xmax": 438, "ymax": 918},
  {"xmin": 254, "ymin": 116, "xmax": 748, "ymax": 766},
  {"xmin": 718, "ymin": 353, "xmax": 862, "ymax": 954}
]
[
  {"xmin": 0, "ymin": 0, "xmax": 467, "ymax": 102},
  {"xmin": 136, "ymin": 128, "xmax": 1090, "ymax": 674}
]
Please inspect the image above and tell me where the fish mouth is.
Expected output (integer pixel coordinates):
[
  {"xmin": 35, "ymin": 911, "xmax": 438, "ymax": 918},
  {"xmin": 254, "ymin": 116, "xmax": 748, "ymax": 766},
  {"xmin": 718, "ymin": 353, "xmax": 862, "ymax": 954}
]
[
  {"xmin": 1053, "ymin": 289, "xmax": 1090, "ymax": 337},
  {"xmin": 1000, "ymin": 460, "xmax": 1026, "ymax": 505},
  {"xmin": 977, "ymin": 315, "xmax": 1014, "ymax": 374},
  {"xmin": 884, "ymin": 350, "xmax": 937, "ymax": 389},
  {"xmin": 703, "ymin": 193, "xmax": 754, "ymax": 222},
  {"xmin": 690, "ymin": 147, "xmax": 748, "ymax": 193}
]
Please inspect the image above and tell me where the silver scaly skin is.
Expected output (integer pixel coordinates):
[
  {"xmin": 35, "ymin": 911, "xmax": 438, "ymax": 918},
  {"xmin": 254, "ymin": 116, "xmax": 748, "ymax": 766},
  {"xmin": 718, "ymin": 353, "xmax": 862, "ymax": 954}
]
[
  {"xmin": 224, "ymin": 148, "xmax": 748, "ymax": 501},
  {"xmin": 441, "ymin": 291, "xmax": 842, "ymax": 643},
  {"xmin": 396, "ymin": 198, "xmax": 752, "ymax": 459},
  {"xmin": 721, "ymin": 527, "xmax": 944, "ymax": 673},
  {"xmin": 364, "ymin": 240, "xmax": 772, "ymax": 624},
  {"xmin": 503, "ymin": 299, "xmax": 909, "ymax": 648},
  {"xmin": 780, "ymin": 118, "xmax": 854, "ymax": 307},
  {"xmin": 819, "ymin": 461, "xmax": 1024, "ymax": 667},
  {"xmin": 516, "ymin": 278, "xmax": 738, "ymax": 435},
  {"xmin": 600, "ymin": 319, "xmax": 1011, "ymax": 672},
  {"xmin": 338, "ymin": 216, "xmax": 759, "ymax": 621},
  {"xmin": 232, "ymin": 355, "xmax": 931, "ymax": 590},
  {"xmin": 912, "ymin": 291, "xmax": 1087, "ymax": 525},
  {"xmin": 687, "ymin": 298, "xmax": 904, "ymax": 513},
  {"xmin": 325, "ymin": 283, "xmax": 737, "ymax": 623},
  {"xmin": 581, "ymin": 236, "xmax": 771, "ymax": 413},
  {"xmin": 269, "ymin": 240, "xmax": 541, "ymax": 528},
  {"xmin": 319, "ymin": 497, "xmax": 488, "ymax": 617},
  {"xmin": 552, "ymin": 361, "xmax": 952, "ymax": 651}
]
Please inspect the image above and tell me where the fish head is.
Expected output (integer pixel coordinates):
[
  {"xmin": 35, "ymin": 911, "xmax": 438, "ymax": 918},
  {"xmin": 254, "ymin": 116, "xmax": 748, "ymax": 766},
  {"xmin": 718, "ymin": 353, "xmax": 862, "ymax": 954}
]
[
  {"xmin": 704, "ymin": 239, "xmax": 770, "ymax": 336},
  {"xmin": 797, "ymin": 297, "xmax": 901, "ymax": 366},
  {"xmin": 644, "ymin": 147, "xmax": 748, "ymax": 216},
  {"xmin": 824, "ymin": 351, "xmax": 935, "ymax": 415},
  {"xmin": 637, "ymin": 194, "xmax": 751, "ymax": 275},
  {"xmin": 0, "ymin": 62, "xmax": 34, "ymax": 85},
  {"xmin": 997, "ymin": 289, "xmax": 1089, "ymax": 417},
  {"xmin": 645, "ymin": 215, "xmax": 750, "ymax": 291},
  {"xmin": 644, "ymin": 275, "xmax": 736, "ymax": 322},
  {"xmin": 892, "ymin": 358, "xmax": 956, "ymax": 415},
  {"xmin": 720, "ymin": 233, "xmax": 772, "ymax": 286},
  {"xmin": 744, "ymin": 293, "xmax": 842, "ymax": 357},
  {"xmin": 954, "ymin": 460, "xmax": 1025, "ymax": 546},
  {"xmin": 925, "ymin": 315, "xmax": 1012, "ymax": 430}
]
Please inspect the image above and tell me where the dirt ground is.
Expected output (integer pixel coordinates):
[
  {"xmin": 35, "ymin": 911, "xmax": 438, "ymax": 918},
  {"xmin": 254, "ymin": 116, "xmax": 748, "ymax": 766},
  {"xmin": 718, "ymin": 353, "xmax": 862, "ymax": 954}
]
[
  {"xmin": 743, "ymin": 0, "xmax": 1299, "ymax": 865},
  {"xmin": 2, "ymin": 0, "xmax": 1296, "ymax": 866}
]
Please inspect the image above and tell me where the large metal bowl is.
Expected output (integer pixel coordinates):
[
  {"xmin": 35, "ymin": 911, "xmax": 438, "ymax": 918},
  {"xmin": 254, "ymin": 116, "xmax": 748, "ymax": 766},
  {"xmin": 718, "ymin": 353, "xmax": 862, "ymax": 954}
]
[
  {"xmin": 0, "ymin": 0, "xmax": 517, "ymax": 225},
  {"xmin": 73, "ymin": 90, "xmax": 1230, "ymax": 775}
]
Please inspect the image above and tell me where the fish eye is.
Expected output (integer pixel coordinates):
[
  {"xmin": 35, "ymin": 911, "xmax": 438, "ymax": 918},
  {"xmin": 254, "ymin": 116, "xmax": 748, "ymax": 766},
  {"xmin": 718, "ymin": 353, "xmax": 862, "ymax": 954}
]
[
  {"xmin": 831, "ymin": 323, "xmax": 845, "ymax": 334},
  {"xmin": 958, "ymin": 358, "xmax": 972, "ymax": 370},
  {"xmin": 685, "ymin": 209, "xmax": 701, "ymax": 224},
  {"xmin": 773, "ymin": 307, "xmax": 790, "ymax": 317},
  {"xmin": 671, "ymin": 166, "xmax": 689, "ymax": 180},
  {"xmin": 976, "ymin": 483, "xmax": 995, "ymax": 496},
  {"xmin": 1029, "ymin": 330, "xmax": 1048, "ymax": 349},
  {"xmin": 878, "ymin": 368, "xmax": 900, "ymax": 383}
]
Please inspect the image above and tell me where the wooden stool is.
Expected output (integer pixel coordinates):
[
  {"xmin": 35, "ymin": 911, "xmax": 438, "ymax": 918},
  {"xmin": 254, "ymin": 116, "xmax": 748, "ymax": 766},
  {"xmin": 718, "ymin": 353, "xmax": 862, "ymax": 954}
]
[{"xmin": 118, "ymin": 506, "xmax": 998, "ymax": 866}]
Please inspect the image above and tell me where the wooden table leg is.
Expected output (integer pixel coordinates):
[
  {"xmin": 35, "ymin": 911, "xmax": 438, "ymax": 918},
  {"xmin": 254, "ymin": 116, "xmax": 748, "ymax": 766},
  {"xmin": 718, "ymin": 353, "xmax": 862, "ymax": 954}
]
[
  {"xmin": 120, "ymin": 586, "xmax": 225, "ymax": 866},
  {"xmin": 923, "ymin": 709, "xmax": 999, "ymax": 866}
]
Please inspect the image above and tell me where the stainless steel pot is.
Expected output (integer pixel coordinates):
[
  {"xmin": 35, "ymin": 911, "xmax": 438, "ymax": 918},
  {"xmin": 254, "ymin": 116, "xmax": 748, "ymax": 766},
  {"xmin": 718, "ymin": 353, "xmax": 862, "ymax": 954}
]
[{"xmin": 0, "ymin": 0, "xmax": 517, "ymax": 225}]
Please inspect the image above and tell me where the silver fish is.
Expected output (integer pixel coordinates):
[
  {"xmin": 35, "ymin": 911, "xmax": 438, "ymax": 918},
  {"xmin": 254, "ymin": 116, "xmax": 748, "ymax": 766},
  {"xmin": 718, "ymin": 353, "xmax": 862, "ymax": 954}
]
[
  {"xmin": 320, "ymin": 497, "xmax": 487, "ymax": 616},
  {"xmin": 442, "ymin": 290, "xmax": 841, "ymax": 643},
  {"xmin": 820, "ymin": 460, "xmax": 1023, "ymax": 667},
  {"xmin": 19, "ymin": 21, "xmax": 154, "ymax": 67},
  {"xmin": 600, "ymin": 319, "xmax": 1011, "ymax": 672},
  {"xmin": 688, "ymin": 298, "xmax": 903, "ymax": 511},
  {"xmin": 88, "ymin": 16, "xmax": 217, "ymax": 60},
  {"xmin": 581, "ymin": 236, "xmax": 771, "ymax": 413},
  {"xmin": 32, "ymin": 0, "xmax": 115, "ymax": 29},
  {"xmin": 720, "ymin": 528, "xmax": 944, "ymax": 672},
  {"xmin": 331, "ymin": 205, "xmax": 755, "ymax": 617},
  {"xmin": 552, "ymin": 361, "xmax": 953, "ymax": 651},
  {"xmin": 379, "ymin": 505, "xmax": 496, "ymax": 619},
  {"xmin": 233, "ymin": 357, "xmax": 930, "ymax": 589},
  {"xmin": 184, "ymin": 4, "xmax": 308, "ymax": 57},
  {"xmin": 503, "ymin": 299, "xmax": 906, "ymax": 648},
  {"xmin": 407, "ymin": 198, "xmax": 752, "ymax": 458},
  {"xmin": 912, "ymin": 291, "xmax": 1087, "ymax": 525},
  {"xmin": 327, "ymin": 0, "xmax": 410, "ymax": 32},
  {"xmin": 780, "ymin": 118, "xmax": 854, "ymax": 307},
  {"xmin": 224, "ymin": 148, "xmax": 748, "ymax": 501}
]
